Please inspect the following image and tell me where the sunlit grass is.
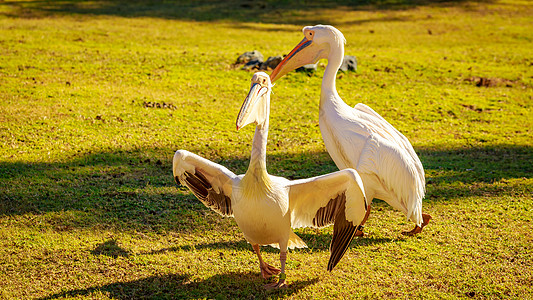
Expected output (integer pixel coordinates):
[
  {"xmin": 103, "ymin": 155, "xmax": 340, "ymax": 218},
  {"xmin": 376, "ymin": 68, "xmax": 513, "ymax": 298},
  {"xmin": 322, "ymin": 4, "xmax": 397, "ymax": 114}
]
[{"xmin": 0, "ymin": 0, "xmax": 532, "ymax": 299}]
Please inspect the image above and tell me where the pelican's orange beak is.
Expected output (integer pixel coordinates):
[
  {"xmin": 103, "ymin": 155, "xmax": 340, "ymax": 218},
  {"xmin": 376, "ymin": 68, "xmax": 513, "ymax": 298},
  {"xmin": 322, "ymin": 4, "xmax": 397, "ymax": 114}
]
[{"xmin": 270, "ymin": 37, "xmax": 325, "ymax": 83}]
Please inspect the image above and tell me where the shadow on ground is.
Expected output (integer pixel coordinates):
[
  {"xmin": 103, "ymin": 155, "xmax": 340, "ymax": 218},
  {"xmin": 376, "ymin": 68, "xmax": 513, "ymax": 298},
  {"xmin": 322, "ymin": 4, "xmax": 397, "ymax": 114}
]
[
  {"xmin": 91, "ymin": 239, "xmax": 132, "ymax": 258},
  {"xmin": 0, "ymin": 144, "xmax": 531, "ymax": 231},
  {"xmin": 1, "ymin": 0, "xmax": 496, "ymax": 24},
  {"xmin": 39, "ymin": 271, "xmax": 319, "ymax": 299}
]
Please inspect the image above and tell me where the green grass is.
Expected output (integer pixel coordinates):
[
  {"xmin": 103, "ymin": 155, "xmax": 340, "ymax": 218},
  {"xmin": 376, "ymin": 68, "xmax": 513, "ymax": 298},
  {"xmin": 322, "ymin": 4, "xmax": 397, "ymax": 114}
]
[{"xmin": 1, "ymin": 0, "xmax": 532, "ymax": 299}]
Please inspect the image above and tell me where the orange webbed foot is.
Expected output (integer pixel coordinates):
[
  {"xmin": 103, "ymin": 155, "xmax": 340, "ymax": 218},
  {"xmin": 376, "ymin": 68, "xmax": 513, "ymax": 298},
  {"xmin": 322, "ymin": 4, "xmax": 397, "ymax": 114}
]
[
  {"xmin": 260, "ymin": 262, "xmax": 281, "ymax": 279},
  {"xmin": 402, "ymin": 213, "xmax": 432, "ymax": 236}
]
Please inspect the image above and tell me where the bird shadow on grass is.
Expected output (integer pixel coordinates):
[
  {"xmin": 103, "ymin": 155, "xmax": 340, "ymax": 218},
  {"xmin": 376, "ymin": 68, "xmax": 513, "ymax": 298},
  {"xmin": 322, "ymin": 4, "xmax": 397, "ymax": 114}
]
[{"xmin": 39, "ymin": 271, "xmax": 319, "ymax": 300}]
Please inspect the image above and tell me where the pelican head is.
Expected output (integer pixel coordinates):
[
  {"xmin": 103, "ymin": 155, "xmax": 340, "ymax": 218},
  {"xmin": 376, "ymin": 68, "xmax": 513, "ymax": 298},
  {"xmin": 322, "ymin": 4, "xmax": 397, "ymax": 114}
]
[
  {"xmin": 236, "ymin": 72, "xmax": 272, "ymax": 130},
  {"xmin": 270, "ymin": 25, "xmax": 345, "ymax": 83}
]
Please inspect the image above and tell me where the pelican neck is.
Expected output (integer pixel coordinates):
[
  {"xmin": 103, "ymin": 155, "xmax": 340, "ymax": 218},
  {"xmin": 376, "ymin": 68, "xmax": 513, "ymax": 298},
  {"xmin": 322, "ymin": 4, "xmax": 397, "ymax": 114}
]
[
  {"xmin": 320, "ymin": 42, "xmax": 344, "ymax": 106},
  {"xmin": 246, "ymin": 98, "xmax": 270, "ymax": 178}
]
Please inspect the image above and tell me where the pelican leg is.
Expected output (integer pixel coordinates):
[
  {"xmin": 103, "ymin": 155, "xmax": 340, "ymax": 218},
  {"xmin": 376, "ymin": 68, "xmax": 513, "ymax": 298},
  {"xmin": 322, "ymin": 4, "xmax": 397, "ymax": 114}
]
[
  {"xmin": 355, "ymin": 204, "xmax": 372, "ymax": 237},
  {"xmin": 253, "ymin": 244, "xmax": 281, "ymax": 279},
  {"xmin": 354, "ymin": 225, "xmax": 365, "ymax": 237},
  {"xmin": 402, "ymin": 213, "xmax": 432, "ymax": 236},
  {"xmin": 265, "ymin": 251, "xmax": 287, "ymax": 289}
]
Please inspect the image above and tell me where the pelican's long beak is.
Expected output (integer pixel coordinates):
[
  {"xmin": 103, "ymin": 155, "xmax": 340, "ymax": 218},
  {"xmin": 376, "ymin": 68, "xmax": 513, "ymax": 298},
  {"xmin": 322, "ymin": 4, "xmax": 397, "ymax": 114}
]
[
  {"xmin": 270, "ymin": 37, "xmax": 324, "ymax": 83},
  {"xmin": 236, "ymin": 82, "xmax": 267, "ymax": 130}
]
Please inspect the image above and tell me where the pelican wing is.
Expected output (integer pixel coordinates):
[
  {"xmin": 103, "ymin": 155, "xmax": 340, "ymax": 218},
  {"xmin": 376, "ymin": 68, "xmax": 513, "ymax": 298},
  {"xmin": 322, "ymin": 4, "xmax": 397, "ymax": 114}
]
[
  {"xmin": 354, "ymin": 103, "xmax": 409, "ymax": 146},
  {"xmin": 356, "ymin": 134, "xmax": 424, "ymax": 225},
  {"xmin": 287, "ymin": 169, "xmax": 367, "ymax": 270},
  {"xmin": 354, "ymin": 103, "xmax": 425, "ymax": 188},
  {"xmin": 173, "ymin": 150, "xmax": 237, "ymax": 217}
]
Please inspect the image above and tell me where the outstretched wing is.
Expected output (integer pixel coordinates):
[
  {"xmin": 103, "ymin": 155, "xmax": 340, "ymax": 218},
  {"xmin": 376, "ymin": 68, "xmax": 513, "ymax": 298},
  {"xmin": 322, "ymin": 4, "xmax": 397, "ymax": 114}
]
[
  {"xmin": 287, "ymin": 169, "xmax": 367, "ymax": 271},
  {"xmin": 173, "ymin": 150, "xmax": 238, "ymax": 217}
]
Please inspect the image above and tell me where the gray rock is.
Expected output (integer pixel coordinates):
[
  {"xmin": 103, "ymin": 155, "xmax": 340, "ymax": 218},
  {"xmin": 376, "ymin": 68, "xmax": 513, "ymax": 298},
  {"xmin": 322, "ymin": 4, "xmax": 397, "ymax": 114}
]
[
  {"xmin": 260, "ymin": 55, "xmax": 283, "ymax": 70},
  {"xmin": 241, "ymin": 59, "xmax": 262, "ymax": 70},
  {"xmin": 296, "ymin": 63, "xmax": 318, "ymax": 73},
  {"xmin": 339, "ymin": 55, "xmax": 357, "ymax": 72},
  {"xmin": 236, "ymin": 50, "xmax": 264, "ymax": 65}
]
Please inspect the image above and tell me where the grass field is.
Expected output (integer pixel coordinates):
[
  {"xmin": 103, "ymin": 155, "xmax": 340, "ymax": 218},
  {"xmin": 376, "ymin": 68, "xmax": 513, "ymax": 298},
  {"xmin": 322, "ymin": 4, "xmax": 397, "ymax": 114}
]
[{"xmin": 1, "ymin": 0, "xmax": 532, "ymax": 299}]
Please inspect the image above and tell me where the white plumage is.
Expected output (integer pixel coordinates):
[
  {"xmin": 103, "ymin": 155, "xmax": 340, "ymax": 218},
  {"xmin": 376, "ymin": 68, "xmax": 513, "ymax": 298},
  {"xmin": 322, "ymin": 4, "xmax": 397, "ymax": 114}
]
[
  {"xmin": 270, "ymin": 25, "xmax": 431, "ymax": 235},
  {"xmin": 173, "ymin": 72, "xmax": 368, "ymax": 288}
]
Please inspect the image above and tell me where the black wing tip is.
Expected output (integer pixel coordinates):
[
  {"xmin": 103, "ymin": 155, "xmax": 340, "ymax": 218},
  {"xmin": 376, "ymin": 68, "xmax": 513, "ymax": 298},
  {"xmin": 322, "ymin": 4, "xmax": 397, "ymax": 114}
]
[
  {"xmin": 327, "ymin": 262, "xmax": 335, "ymax": 272},
  {"xmin": 327, "ymin": 249, "xmax": 343, "ymax": 271},
  {"xmin": 327, "ymin": 243, "xmax": 351, "ymax": 271},
  {"xmin": 327, "ymin": 224, "xmax": 357, "ymax": 271}
]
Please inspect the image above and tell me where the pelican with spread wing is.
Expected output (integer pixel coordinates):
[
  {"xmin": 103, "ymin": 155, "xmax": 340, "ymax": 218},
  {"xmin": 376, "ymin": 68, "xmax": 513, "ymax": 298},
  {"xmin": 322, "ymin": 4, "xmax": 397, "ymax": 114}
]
[
  {"xmin": 173, "ymin": 72, "xmax": 368, "ymax": 288},
  {"xmin": 270, "ymin": 25, "xmax": 431, "ymax": 235}
]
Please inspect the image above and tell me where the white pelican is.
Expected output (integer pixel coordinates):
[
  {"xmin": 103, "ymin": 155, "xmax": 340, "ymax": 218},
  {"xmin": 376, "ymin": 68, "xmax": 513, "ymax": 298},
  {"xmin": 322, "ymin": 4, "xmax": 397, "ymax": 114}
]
[
  {"xmin": 173, "ymin": 72, "xmax": 368, "ymax": 288},
  {"xmin": 270, "ymin": 25, "xmax": 431, "ymax": 236}
]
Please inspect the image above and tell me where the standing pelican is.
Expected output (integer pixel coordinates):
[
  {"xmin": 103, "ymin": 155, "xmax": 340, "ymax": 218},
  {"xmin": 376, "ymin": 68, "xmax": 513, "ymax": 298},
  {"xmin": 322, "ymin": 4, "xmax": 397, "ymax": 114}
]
[
  {"xmin": 173, "ymin": 72, "xmax": 368, "ymax": 288},
  {"xmin": 270, "ymin": 25, "xmax": 431, "ymax": 236}
]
